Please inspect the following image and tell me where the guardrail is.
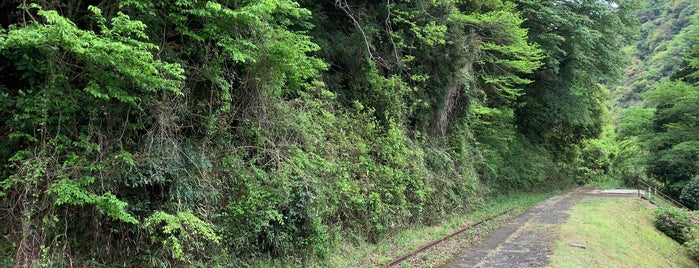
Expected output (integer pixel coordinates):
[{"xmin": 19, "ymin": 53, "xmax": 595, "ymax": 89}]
[{"xmin": 636, "ymin": 179, "xmax": 689, "ymax": 210}]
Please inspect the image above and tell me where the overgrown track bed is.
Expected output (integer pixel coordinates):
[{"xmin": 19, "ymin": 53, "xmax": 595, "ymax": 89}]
[
  {"xmin": 444, "ymin": 188, "xmax": 639, "ymax": 267},
  {"xmin": 381, "ymin": 209, "xmax": 514, "ymax": 268}
]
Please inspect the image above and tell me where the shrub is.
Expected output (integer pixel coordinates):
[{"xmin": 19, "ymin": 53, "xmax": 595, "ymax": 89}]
[
  {"xmin": 684, "ymin": 227, "xmax": 699, "ymax": 261},
  {"xmin": 685, "ymin": 228, "xmax": 699, "ymax": 262},
  {"xmin": 145, "ymin": 211, "xmax": 220, "ymax": 262},
  {"xmin": 680, "ymin": 176, "xmax": 699, "ymax": 210},
  {"xmin": 685, "ymin": 239, "xmax": 699, "ymax": 261},
  {"xmin": 654, "ymin": 206, "xmax": 698, "ymax": 244}
]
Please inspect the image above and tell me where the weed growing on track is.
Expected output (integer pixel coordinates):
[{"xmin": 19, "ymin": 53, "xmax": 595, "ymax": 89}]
[{"xmin": 320, "ymin": 191, "xmax": 557, "ymax": 267}]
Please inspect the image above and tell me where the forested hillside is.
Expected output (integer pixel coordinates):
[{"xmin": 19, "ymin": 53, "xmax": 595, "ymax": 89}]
[
  {"xmin": 0, "ymin": 0, "xmax": 641, "ymax": 266},
  {"xmin": 616, "ymin": 0, "xmax": 697, "ymax": 107},
  {"xmin": 613, "ymin": 0, "xmax": 699, "ymax": 204}
]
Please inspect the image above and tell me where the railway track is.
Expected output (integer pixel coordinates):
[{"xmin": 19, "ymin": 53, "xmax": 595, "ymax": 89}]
[{"xmin": 380, "ymin": 208, "xmax": 514, "ymax": 268}]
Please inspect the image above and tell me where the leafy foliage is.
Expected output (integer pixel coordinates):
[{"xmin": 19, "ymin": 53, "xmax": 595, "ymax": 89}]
[
  {"xmin": 685, "ymin": 227, "xmax": 699, "ymax": 261},
  {"xmin": 631, "ymin": 32, "xmax": 699, "ymax": 198},
  {"xmin": 654, "ymin": 206, "xmax": 698, "ymax": 244},
  {"xmin": 616, "ymin": 0, "xmax": 698, "ymax": 106},
  {"xmin": 0, "ymin": 0, "xmax": 641, "ymax": 266},
  {"xmin": 145, "ymin": 210, "xmax": 220, "ymax": 262},
  {"xmin": 680, "ymin": 177, "xmax": 699, "ymax": 210},
  {"xmin": 514, "ymin": 0, "xmax": 637, "ymax": 159},
  {"xmin": 613, "ymin": 2, "xmax": 699, "ymax": 202},
  {"xmin": 0, "ymin": 4, "xmax": 183, "ymax": 265}
]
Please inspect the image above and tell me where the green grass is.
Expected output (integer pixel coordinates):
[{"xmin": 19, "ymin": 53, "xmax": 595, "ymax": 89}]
[
  {"xmin": 584, "ymin": 177, "xmax": 627, "ymax": 190},
  {"xmin": 549, "ymin": 198, "xmax": 696, "ymax": 268},
  {"xmin": 641, "ymin": 191, "xmax": 689, "ymax": 211},
  {"xmin": 320, "ymin": 191, "xmax": 558, "ymax": 268}
]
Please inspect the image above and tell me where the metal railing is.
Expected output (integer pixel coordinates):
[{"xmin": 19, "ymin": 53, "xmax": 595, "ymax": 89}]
[{"xmin": 636, "ymin": 179, "xmax": 689, "ymax": 210}]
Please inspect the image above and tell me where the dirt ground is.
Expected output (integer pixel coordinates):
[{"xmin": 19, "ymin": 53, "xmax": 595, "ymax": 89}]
[{"xmin": 393, "ymin": 188, "xmax": 640, "ymax": 268}]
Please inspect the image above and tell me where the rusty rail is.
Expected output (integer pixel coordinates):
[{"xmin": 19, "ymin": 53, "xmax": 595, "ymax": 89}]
[{"xmin": 381, "ymin": 208, "xmax": 513, "ymax": 268}]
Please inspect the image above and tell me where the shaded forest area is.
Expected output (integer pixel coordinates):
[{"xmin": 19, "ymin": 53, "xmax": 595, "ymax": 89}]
[{"xmin": 0, "ymin": 0, "xmax": 695, "ymax": 266}]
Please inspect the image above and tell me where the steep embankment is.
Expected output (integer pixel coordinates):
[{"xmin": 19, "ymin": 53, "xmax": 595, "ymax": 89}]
[
  {"xmin": 0, "ymin": 1, "xmax": 636, "ymax": 266},
  {"xmin": 550, "ymin": 197, "xmax": 695, "ymax": 267}
]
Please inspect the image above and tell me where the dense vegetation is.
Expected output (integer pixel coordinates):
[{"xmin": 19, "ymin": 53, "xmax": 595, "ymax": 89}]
[
  {"xmin": 1, "ymin": 0, "xmax": 691, "ymax": 266},
  {"xmin": 654, "ymin": 206, "xmax": 699, "ymax": 261},
  {"xmin": 616, "ymin": 2, "xmax": 699, "ymax": 259},
  {"xmin": 614, "ymin": 0, "xmax": 699, "ymax": 202}
]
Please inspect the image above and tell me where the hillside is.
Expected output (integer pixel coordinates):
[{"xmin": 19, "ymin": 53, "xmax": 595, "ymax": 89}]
[
  {"xmin": 612, "ymin": 0, "xmax": 699, "ymax": 201},
  {"xmin": 551, "ymin": 197, "xmax": 695, "ymax": 267},
  {"xmin": 0, "ymin": 0, "xmax": 696, "ymax": 266}
]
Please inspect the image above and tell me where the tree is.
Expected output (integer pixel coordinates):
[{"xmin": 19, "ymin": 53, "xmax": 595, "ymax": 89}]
[
  {"xmin": 644, "ymin": 80, "xmax": 699, "ymax": 193},
  {"xmin": 0, "ymin": 0, "xmax": 653, "ymax": 265},
  {"xmin": 0, "ymin": 4, "xmax": 185, "ymax": 264},
  {"xmin": 640, "ymin": 16, "xmax": 699, "ymax": 197},
  {"xmin": 513, "ymin": 0, "xmax": 637, "ymax": 160},
  {"xmin": 615, "ymin": 0, "xmax": 698, "ymax": 107}
]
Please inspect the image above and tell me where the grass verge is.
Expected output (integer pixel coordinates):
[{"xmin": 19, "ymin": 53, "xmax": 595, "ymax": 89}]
[
  {"xmin": 584, "ymin": 178, "xmax": 626, "ymax": 190},
  {"xmin": 321, "ymin": 191, "xmax": 558, "ymax": 268},
  {"xmin": 549, "ymin": 197, "xmax": 696, "ymax": 267}
]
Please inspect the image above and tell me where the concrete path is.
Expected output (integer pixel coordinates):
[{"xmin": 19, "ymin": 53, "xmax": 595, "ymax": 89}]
[{"xmin": 444, "ymin": 188, "xmax": 637, "ymax": 268}]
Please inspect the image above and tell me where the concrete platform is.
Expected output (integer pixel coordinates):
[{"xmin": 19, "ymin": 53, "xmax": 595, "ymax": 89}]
[{"xmin": 598, "ymin": 189, "xmax": 640, "ymax": 194}]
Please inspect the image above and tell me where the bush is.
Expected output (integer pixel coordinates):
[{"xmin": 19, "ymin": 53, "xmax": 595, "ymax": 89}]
[
  {"xmin": 666, "ymin": 181, "xmax": 688, "ymax": 201},
  {"xmin": 685, "ymin": 239, "xmax": 699, "ymax": 261},
  {"xmin": 684, "ymin": 227, "xmax": 699, "ymax": 261},
  {"xmin": 686, "ymin": 230, "xmax": 699, "ymax": 262},
  {"xmin": 654, "ymin": 206, "xmax": 698, "ymax": 244},
  {"xmin": 680, "ymin": 177, "xmax": 699, "ymax": 210}
]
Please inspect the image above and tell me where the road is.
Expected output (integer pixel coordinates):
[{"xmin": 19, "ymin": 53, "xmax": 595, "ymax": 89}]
[{"xmin": 444, "ymin": 188, "xmax": 639, "ymax": 268}]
